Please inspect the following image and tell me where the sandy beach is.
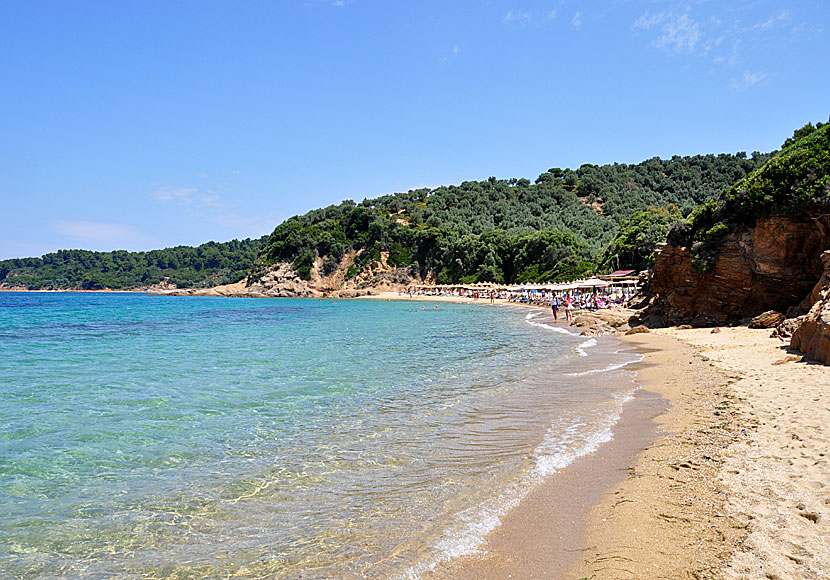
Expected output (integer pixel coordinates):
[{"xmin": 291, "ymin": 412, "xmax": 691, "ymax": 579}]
[
  {"xmin": 368, "ymin": 292, "xmax": 829, "ymax": 579},
  {"xmin": 543, "ymin": 326, "xmax": 827, "ymax": 579}
]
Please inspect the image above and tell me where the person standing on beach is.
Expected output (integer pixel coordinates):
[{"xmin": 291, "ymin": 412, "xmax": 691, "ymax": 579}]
[
  {"xmin": 564, "ymin": 294, "xmax": 574, "ymax": 321},
  {"xmin": 551, "ymin": 294, "xmax": 559, "ymax": 321}
]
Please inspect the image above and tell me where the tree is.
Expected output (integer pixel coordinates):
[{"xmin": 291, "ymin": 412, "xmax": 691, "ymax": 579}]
[{"xmin": 603, "ymin": 206, "xmax": 683, "ymax": 272}]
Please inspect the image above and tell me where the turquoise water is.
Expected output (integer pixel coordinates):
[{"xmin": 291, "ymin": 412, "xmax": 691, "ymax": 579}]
[{"xmin": 0, "ymin": 293, "xmax": 640, "ymax": 579}]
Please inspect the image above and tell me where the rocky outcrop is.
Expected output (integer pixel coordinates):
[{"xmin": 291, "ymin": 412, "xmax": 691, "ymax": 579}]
[
  {"xmin": 791, "ymin": 251, "xmax": 830, "ymax": 364},
  {"xmin": 160, "ymin": 250, "xmax": 420, "ymax": 299},
  {"xmin": 637, "ymin": 214, "xmax": 830, "ymax": 327},
  {"xmin": 571, "ymin": 309, "xmax": 632, "ymax": 336}
]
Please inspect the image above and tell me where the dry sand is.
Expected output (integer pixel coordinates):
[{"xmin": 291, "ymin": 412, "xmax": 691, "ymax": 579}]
[
  {"xmin": 569, "ymin": 326, "xmax": 829, "ymax": 579},
  {"xmin": 660, "ymin": 327, "xmax": 829, "ymax": 579}
]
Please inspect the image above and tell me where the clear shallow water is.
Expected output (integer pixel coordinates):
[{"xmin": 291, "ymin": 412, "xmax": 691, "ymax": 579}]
[{"xmin": 0, "ymin": 293, "xmax": 641, "ymax": 579}]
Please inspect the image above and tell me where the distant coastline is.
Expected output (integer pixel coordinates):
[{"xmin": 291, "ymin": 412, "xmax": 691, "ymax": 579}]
[{"xmin": 0, "ymin": 287, "xmax": 144, "ymax": 293}]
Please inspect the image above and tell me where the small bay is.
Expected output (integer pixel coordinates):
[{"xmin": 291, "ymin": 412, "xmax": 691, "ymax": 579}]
[{"xmin": 0, "ymin": 293, "xmax": 640, "ymax": 579}]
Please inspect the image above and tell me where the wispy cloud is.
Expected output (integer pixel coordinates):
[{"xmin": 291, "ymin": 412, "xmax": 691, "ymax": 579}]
[
  {"xmin": 51, "ymin": 220, "xmax": 150, "ymax": 246},
  {"xmin": 731, "ymin": 70, "xmax": 768, "ymax": 91},
  {"xmin": 499, "ymin": 5, "xmax": 562, "ymax": 29},
  {"xmin": 152, "ymin": 186, "xmax": 198, "ymax": 204},
  {"xmin": 438, "ymin": 45, "xmax": 460, "ymax": 62},
  {"xmin": 713, "ymin": 39, "xmax": 740, "ymax": 67},
  {"xmin": 572, "ymin": 12, "xmax": 581, "ymax": 28},
  {"xmin": 149, "ymin": 183, "xmax": 270, "ymax": 236},
  {"xmin": 152, "ymin": 185, "xmax": 222, "ymax": 208},
  {"xmin": 753, "ymin": 10, "xmax": 790, "ymax": 31},
  {"xmin": 503, "ymin": 10, "xmax": 531, "ymax": 28},
  {"xmin": 633, "ymin": 5, "xmax": 814, "ymax": 71},
  {"xmin": 634, "ymin": 10, "xmax": 700, "ymax": 54}
]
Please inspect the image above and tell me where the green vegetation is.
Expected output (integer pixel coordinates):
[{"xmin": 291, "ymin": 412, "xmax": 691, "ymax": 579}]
[
  {"xmin": 601, "ymin": 205, "xmax": 684, "ymax": 273},
  {"xmin": 259, "ymin": 153, "xmax": 767, "ymax": 284},
  {"xmin": 1, "ymin": 144, "xmax": 787, "ymax": 289},
  {"xmin": 0, "ymin": 238, "xmax": 266, "ymax": 290},
  {"xmin": 669, "ymin": 122, "xmax": 830, "ymax": 272}
]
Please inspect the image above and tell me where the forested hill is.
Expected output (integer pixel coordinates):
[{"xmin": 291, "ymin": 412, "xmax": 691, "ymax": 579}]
[
  {"xmin": 259, "ymin": 152, "xmax": 770, "ymax": 285},
  {"xmin": 0, "ymin": 151, "xmax": 772, "ymax": 291},
  {"xmin": 0, "ymin": 237, "xmax": 266, "ymax": 290}
]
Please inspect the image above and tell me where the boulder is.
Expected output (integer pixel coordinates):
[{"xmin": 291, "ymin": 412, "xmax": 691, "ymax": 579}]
[
  {"xmin": 770, "ymin": 316, "xmax": 804, "ymax": 339},
  {"xmin": 748, "ymin": 310, "xmax": 785, "ymax": 329},
  {"xmin": 626, "ymin": 325, "xmax": 650, "ymax": 335}
]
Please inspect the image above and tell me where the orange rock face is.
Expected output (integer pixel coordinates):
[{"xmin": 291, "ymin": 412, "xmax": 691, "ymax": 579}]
[
  {"xmin": 643, "ymin": 216, "xmax": 830, "ymax": 327},
  {"xmin": 791, "ymin": 251, "xmax": 830, "ymax": 364}
]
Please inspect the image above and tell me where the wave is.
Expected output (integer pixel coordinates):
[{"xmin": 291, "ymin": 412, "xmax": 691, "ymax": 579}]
[
  {"xmin": 523, "ymin": 311, "xmax": 579, "ymax": 336},
  {"xmin": 576, "ymin": 338, "xmax": 597, "ymax": 357},
  {"xmin": 398, "ymin": 389, "xmax": 636, "ymax": 579},
  {"xmin": 565, "ymin": 353, "xmax": 644, "ymax": 376}
]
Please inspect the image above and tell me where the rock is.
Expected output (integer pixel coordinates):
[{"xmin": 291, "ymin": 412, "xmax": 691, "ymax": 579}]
[
  {"xmin": 771, "ymin": 316, "xmax": 805, "ymax": 339},
  {"xmin": 748, "ymin": 310, "xmax": 786, "ymax": 329},
  {"xmin": 711, "ymin": 327, "xmax": 721, "ymax": 333},
  {"xmin": 643, "ymin": 214, "xmax": 830, "ymax": 326},
  {"xmin": 791, "ymin": 302, "xmax": 830, "ymax": 363},
  {"xmin": 626, "ymin": 325, "xmax": 650, "ymax": 335},
  {"xmin": 690, "ymin": 315, "xmax": 718, "ymax": 328},
  {"xmin": 677, "ymin": 324, "xmax": 693, "ymax": 330},
  {"xmin": 791, "ymin": 251, "xmax": 830, "ymax": 364}
]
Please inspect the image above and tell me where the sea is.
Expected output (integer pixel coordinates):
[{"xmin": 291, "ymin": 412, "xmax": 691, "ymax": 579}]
[{"xmin": 0, "ymin": 292, "xmax": 643, "ymax": 579}]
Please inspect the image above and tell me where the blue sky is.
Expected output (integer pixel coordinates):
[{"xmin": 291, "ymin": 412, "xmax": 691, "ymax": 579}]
[{"xmin": 1, "ymin": 0, "xmax": 827, "ymax": 259}]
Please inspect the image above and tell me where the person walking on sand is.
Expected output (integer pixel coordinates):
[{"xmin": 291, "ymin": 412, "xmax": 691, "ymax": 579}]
[
  {"xmin": 551, "ymin": 294, "xmax": 560, "ymax": 321},
  {"xmin": 564, "ymin": 294, "xmax": 574, "ymax": 321}
]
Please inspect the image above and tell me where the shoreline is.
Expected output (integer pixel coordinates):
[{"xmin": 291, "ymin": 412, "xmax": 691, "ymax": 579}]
[
  {"xmin": 3, "ymin": 291, "xmax": 826, "ymax": 577},
  {"xmin": 409, "ymin": 304, "xmax": 829, "ymax": 578},
  {"xmin": 432, "ymin": 327, "xmax": 737, "ymax": 579},
  {"xmin": 443, "ymin": 324, "xmax": 830, "ymax": 579},
  {"xmin": 566, "ymin": 331, "xmax": 743, "ymax": 578},
  {"xmin": 434, "ymin": 382, "xmax": 668, "ymax": 579}
]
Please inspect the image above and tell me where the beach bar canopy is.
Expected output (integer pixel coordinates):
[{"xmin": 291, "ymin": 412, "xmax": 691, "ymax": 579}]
[{"xmin": 575, "ymin": 277, "xmax": 611, "ymax": 289}]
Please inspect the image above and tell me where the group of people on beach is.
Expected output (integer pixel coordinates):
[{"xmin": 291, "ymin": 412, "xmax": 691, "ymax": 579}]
[{"xmin": 550, "ymin": 294, "xmax": 574, "ymax": 321}]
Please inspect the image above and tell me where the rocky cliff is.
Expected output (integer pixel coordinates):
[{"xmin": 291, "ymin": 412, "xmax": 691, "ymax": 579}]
[{"xmin": 636, "ymin": 212, "xmax": 830, "ymax": 327}]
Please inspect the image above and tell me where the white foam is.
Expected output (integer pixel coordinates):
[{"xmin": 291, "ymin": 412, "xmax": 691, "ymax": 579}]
[
  {"xmin": 576, "ymin": 338, "xmax": 597, "ymax": 356},
  {"xmin": 398, "ymin": 389, "xmax": 637, "ymax": 580},
  {"xmin": 565, "ymin": 353, "xmax": 644, "ymax": 376},
  {"xmin": 524, "ymin": 312, "xmax": 579, "ymax": 336}
]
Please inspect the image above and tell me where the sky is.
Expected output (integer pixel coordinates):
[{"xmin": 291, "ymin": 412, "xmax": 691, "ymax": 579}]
[{"xmin": 1, "ymin": 0, "xmax": 828, "ymax": 259}]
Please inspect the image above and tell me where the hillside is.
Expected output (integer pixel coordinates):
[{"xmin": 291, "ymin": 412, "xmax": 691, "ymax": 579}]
[
  {"xmin": 0, "ymin": 237, "xmax": 266, "ymax": 290},
  {"xmin": 0, "ymin": 152, "xmax": 769, "ymax": 292},
  {"xmin": 253, "ymin": 152, "xmax": 768, "ymax": 292}
]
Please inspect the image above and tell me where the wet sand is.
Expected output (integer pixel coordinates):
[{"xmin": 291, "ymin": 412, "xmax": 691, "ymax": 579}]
[
  {"xmin": 429, "ymin": 388, "xmax": 668, "ymax": 579},
  {"xmin": 430, "ymin": 330, "xmax": 735, "ymax": 579},
  {"xmin": 567, "ymin": 332, "xmax": 744, "ymax": 579}
]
